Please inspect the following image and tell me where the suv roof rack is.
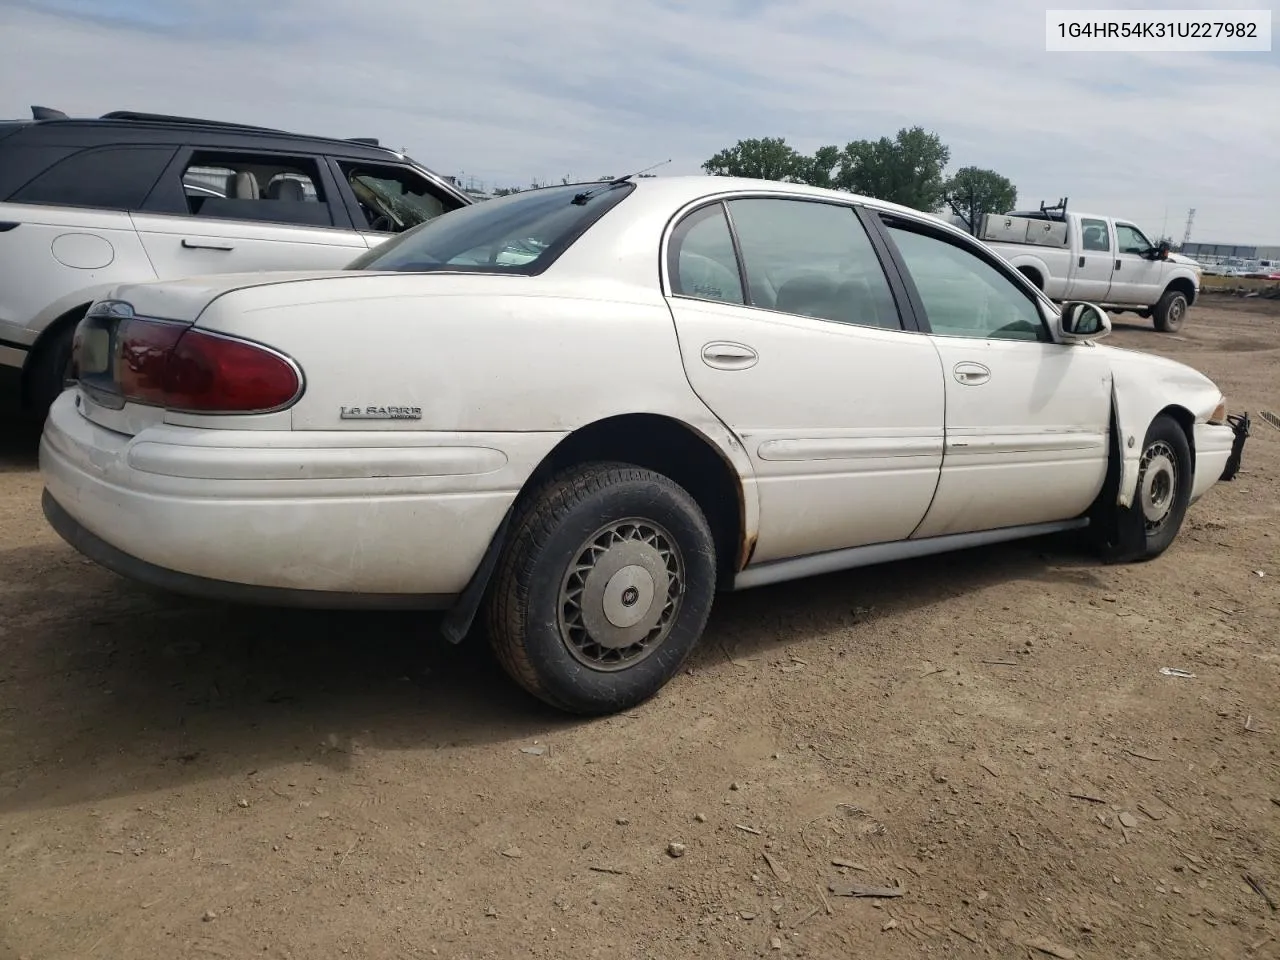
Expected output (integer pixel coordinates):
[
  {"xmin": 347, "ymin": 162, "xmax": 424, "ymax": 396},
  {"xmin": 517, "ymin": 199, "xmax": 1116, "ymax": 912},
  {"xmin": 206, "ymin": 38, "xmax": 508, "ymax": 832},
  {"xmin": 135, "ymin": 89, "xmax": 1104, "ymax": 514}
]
[{"xmin": 99, "ymin": 110, "xmax": 287, "ymax": 133}]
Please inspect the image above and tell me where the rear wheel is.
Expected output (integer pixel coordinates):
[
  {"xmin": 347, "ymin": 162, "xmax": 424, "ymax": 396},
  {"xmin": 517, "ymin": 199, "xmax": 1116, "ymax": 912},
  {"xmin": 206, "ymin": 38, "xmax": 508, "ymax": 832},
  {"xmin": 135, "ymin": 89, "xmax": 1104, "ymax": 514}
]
[
  {"xmin": 484, "ymin": 462, "xmax": 717, "ymax": 714},
  {"xmin": 1153, "ymin": 288, "xmax": 1188, "ymax": 333},
  {"xmin": 26, "ymin": 321, "xmax": 77, "ymax": 421}
]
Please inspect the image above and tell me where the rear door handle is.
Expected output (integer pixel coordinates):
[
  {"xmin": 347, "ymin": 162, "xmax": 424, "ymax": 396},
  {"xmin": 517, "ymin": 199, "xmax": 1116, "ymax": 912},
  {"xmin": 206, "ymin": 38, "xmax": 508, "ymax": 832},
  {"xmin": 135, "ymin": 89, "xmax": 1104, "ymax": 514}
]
[
  {"xmin": 701, "ymin": 341, "xmax": 758, "ymax": 370},
  {"xmin": 181, "ymin": 238, "xmax": 234, "ymax": 251},
  {"xmin": 953, "ymin": 361, "xmax": 990, "ymax": 386}
]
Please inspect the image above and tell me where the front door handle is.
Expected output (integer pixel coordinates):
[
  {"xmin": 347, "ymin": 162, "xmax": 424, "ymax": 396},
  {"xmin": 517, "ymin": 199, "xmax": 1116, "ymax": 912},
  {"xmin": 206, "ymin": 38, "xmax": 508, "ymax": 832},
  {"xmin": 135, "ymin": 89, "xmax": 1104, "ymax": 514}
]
[
  {"xmin": 701, "ymin": 341, "xmax": 758, "ymax": 370},
  {"xmin": 953, "ymin": 361, "xmax": 990, "ymax": 386},
  {"xmin": 1115, "ymin": 259, "xmax": 1121, "ymax": 270},
  {"xmin": 1078, "ymin": 255, "xmax": 1086, "ymax": 268},
  {"xmin": 181, "ymin": 238, "xmax": 234, "ymax": 251}
]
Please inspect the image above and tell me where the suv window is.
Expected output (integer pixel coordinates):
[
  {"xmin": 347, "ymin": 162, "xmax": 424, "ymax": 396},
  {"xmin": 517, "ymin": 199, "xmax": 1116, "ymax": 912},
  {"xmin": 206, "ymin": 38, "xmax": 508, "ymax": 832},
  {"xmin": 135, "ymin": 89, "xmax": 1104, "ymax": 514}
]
[
  {"xmin": 177, "ymin": 151, "xmax": 332, "ymax": 227},
  {"xmin": 1115, "ymin": 223, "xmax": 1152, "ymax": 255},
  {"xmin": 349, "ymin": 181, "xmax": 633, "ymax": 275},
  {"xmin": 726, "ymin": 198, "xmax": 901, "ymax": 330},
  {"xmin": 885, "ymin": 223, "xmax": 1048, "ymax": 342},
  {"xmin": 1080, "ymin": 218, "xmax": 1110, "ymax": 252},
  {"xmin": 335, "ymin": 161, "xmax": 460, "ymax": 233},
  {"xmin": 668, "ymin": 203, "xmax": 745, "ymax": 305},
  {"xmin": 8, "ymin": 144, "xmax": 176, "ymax": 210}
]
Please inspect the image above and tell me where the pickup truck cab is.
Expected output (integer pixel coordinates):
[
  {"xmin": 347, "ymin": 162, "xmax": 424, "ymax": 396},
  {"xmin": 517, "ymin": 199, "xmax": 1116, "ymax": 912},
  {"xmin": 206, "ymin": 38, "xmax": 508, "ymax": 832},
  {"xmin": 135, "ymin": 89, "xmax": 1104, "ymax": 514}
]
[{"xmin": 980, "ymin": 209, "xmax": 1202, "ymax": 333}]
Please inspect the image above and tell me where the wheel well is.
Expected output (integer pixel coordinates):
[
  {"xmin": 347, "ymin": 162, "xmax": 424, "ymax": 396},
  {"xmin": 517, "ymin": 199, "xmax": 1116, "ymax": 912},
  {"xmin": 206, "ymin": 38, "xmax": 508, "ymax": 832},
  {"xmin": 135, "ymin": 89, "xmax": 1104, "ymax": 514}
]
[
  {"xmin": 524, "ymin": 414, "xmax": 745, "ymax": 588},
  {"xmin": 1155, "ymin": 404, "xmax": 1196, "ymax": 469},
  {"xmin": 21, "ymin": 302, "xmax": 90, "ymax": 408},
  {"xmin": 1017, "ymin": 266, "xmax": 1044, "ymax": 290},
  {"xmin": 1165, "ymin": 277, "xmax": 1196, "ymax": 306}
]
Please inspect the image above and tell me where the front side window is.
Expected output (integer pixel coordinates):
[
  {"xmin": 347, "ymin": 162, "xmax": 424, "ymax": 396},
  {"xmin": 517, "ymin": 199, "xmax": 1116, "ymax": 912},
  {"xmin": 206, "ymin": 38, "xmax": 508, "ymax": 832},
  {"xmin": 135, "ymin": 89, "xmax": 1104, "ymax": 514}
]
[
  {"xmin": 724, "ymin": 198, "xmax": 902, "ymax": 330},
  {"xmin": 1115, "ymin": 223, "xmax": 1152, "ymax": 255},
  {"xmin": 668, "ymin": 203, "xmax": 744, "ymax": 305},
  {"xmin": 1080, "ymin": 218, "xmax": 1110, "ymax": 252},
  {"xmin": 349, "ymin": 181, "xmax": 633, "ymax": 274},
  {"xmin": 885, "ymin": 223, "xmax": 1048, "ymax": 342},
  {"xmin": 335, "ymin": 161, "xmax": 462, "ymax": 233},
  {"xmin": 179, "ymin": 151, "xmax": 332, "ymax": 227}
]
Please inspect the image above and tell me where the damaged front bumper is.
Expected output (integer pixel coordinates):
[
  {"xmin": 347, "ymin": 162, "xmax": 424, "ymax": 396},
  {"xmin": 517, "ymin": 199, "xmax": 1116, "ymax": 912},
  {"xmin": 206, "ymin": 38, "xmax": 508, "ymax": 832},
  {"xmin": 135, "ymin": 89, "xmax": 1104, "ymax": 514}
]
[{"xmin": 1219, "ymin": 412, "xmax": 1250, "ymax": 482}]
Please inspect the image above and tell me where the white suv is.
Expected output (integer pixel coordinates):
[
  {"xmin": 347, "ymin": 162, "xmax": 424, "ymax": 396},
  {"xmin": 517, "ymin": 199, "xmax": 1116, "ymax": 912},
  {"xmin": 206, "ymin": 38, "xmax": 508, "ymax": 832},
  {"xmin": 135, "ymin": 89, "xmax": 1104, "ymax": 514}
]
[{"xmin": 0, "ymin": 107, "xmax": 472, "ymax": 417}]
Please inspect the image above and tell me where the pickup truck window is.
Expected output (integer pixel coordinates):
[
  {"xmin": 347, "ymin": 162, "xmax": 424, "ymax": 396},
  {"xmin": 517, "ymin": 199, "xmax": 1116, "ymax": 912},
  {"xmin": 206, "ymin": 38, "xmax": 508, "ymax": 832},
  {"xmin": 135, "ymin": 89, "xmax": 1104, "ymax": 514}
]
[
  {"xmin": 886, "ymin": 225, "xmax": 1048, "ymax": 343},
  {"xmin": 1080, "ymin": 218, "xmax": 1110, "ymax": 252},
  {"xmin": 1115, "ymin": 223, "xmax": 1151, "ymax": 255}
]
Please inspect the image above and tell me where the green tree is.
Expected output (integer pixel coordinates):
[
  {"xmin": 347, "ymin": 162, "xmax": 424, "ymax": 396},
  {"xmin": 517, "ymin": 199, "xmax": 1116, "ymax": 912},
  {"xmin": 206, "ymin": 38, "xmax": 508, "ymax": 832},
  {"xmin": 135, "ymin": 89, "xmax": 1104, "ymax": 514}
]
[
  {"xmin": 799, "ymin": 144, "xmax": 841, "ymax": 189},
  {"xmin": 941, "ymin": 166, "xmax": 1018, "ymax": 233},
  {"xmin": 835, "ymin": 126, "xmax": 950, "ymax": 211},
  {"xmin": 702, "ymin": 137, "xmax": 807, "ymax": 182}
]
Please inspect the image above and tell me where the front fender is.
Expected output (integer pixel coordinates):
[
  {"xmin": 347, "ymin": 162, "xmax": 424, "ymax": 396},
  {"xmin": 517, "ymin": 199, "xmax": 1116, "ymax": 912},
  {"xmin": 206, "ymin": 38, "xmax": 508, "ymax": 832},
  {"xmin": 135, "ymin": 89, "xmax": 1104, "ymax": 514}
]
[{"xmin": 1105, "ymin": 349, "xmax": 1223, "ymax": 507}]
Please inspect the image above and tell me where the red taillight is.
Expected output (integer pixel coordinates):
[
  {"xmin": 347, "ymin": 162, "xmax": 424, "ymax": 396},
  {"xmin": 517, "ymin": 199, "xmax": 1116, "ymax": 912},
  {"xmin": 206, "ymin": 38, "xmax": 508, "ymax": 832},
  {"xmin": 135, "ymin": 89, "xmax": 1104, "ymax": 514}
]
[
  {"xmin": 77, "ymin": 313, "xmax": 302, "ymax": 414},
  {"xmin": 164, "ymin": 329, "xmax": 301, "ymax": 413}
]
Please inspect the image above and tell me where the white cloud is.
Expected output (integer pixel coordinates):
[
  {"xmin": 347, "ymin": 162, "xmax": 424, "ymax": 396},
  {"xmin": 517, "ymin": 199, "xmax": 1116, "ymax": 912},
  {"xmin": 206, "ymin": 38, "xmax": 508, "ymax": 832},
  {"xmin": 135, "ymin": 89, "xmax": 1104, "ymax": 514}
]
[{"xmin": 1, "ymin": 0, "xmax": 1276, "ymax": 242}]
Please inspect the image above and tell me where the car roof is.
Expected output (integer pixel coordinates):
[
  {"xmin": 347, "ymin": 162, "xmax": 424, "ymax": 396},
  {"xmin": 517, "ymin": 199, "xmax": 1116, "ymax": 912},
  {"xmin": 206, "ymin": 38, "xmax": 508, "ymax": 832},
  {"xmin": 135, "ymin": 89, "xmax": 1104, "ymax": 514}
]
[
  {"xmin": 621, "ymin": 174, "xmax": 963, "ymax": 231},
  {"xmin": 7, "ymin": 110, "xmax": 415, "ymax": 164}
]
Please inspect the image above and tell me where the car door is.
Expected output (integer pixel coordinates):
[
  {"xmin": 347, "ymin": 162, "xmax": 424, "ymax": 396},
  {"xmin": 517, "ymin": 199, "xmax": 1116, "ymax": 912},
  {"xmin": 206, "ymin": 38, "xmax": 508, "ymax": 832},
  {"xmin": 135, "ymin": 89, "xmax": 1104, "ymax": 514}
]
[
  {"xmin": 1108, "ymin": 221, "xmax": 1165, "ymax": 304},
  {"xmin": 663, "ymin": 195, "xmax": 946, "ymax": 565},
  {"xmin": 871, "ymin": 213, "xmax": 1113, "ymax": 540},
  {"xmin": 1066, "ymin": 216, "xmax": 1115, "ymax": 301},
  {"xmin": 131, "ymin": 146, "xmax": 368, "ymax": 278}
]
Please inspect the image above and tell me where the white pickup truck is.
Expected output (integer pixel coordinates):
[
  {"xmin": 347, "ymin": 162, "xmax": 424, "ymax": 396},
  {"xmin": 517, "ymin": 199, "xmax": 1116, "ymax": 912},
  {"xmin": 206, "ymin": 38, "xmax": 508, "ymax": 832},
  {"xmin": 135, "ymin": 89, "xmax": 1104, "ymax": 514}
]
[{"xmin": 979, "ymin": 206, "xmax": 1202, "ymax": 333}]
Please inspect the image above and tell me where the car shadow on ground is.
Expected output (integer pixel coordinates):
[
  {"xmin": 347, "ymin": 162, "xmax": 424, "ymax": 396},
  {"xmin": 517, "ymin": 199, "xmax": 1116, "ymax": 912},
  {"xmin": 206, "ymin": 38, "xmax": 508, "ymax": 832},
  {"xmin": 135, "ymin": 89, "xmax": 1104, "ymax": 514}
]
[{"xmin": 0, "ymin": 522, "xmax": 1106, "ymax": 817}]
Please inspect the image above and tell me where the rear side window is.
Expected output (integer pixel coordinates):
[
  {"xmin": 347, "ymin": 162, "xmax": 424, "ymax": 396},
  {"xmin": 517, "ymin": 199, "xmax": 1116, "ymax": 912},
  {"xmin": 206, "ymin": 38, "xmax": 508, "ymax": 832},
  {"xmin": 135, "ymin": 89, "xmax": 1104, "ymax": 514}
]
[
  {"xmin": 8, "ymin": 145, "xmax": 177, "ymax": 210},
  {"xmin": 1080, "ymin": 218, "xmax": 1110, "ymax": 252},
  {"xmin": 177, "ymin": 151, "xmax": 333, "ymax": 227},
  {"xmin": 350, "ymin": 181, "xmax": 633, "ymax": 275},
  {"xmin": 726, "ymin": 197, "xmax": 903, "ymax": 330},
  {"xmin": 668, "ymin": 203, "xmax": 745, "ymax": 305}
]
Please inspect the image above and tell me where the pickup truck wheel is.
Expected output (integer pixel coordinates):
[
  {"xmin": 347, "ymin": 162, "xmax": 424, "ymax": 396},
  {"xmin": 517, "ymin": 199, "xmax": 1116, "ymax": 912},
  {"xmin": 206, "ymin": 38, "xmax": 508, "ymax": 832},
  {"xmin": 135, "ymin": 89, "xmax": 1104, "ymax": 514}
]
[
  {"xmin": 1153, "ymin": 289, "xmax": 1188, "ymax": 333},
  {"xmin": 485, "ymin": 462, "xmax": 717, "ymax": 715}
]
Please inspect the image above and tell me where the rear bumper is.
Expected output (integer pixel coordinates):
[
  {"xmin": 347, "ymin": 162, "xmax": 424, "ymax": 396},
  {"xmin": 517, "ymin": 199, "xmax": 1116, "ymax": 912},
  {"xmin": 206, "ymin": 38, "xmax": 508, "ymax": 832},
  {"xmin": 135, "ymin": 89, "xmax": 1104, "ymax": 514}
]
[{"xmin": 39, "ymin": 391, "xmax": 561, "ymax": 602}]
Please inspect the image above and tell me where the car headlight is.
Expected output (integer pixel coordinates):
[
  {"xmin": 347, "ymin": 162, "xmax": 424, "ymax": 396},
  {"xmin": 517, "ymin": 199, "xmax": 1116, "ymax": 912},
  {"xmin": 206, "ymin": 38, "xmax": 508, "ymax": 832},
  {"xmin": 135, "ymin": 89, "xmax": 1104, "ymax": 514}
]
[{"xmin": 1209, "ymin": 397, "xmax": 1228, "ymax": 424}]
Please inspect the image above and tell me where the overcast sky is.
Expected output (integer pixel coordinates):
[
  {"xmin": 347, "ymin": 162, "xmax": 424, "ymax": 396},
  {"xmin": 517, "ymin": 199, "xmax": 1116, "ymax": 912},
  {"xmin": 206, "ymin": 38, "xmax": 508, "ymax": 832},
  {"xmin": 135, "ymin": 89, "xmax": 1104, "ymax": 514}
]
[{"xmin": 3, "ymin": 0, "xmax": 1276, "ymax": 244}]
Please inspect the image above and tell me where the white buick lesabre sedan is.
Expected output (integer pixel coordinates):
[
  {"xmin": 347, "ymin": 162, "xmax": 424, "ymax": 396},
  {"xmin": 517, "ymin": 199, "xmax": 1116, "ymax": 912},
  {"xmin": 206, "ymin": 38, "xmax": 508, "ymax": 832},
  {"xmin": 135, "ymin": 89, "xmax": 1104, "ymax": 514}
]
[{"xmin": 39, "ymin": 175, "xmax": 1250, "ymax": 714}]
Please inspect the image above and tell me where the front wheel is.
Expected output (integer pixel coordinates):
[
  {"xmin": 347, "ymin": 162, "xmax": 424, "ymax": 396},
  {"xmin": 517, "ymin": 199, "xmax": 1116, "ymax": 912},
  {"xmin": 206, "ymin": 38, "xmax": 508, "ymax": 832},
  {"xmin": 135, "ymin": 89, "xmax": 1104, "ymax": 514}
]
[
  {"xmin": 1153, "ymin": 288, "xmax": 1188, "ymax": 333},
  {"xmin": 484, "ymin": 462, "xmax": 718, "ymax": 714}
]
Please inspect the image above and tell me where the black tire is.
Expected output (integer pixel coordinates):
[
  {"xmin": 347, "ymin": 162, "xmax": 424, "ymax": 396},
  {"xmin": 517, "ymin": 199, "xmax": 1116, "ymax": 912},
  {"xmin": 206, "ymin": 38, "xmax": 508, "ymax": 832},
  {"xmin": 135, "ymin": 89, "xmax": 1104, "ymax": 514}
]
[
  {"xmin": 1153, "ymin": 287, "xmax": 1189, "ymax": 333},
  {"xmin": 1107, "ymin": 414, "xmax": 1193, "ymax": 561},
  {"xmin": 484, "ymin": 462, "xmax": 717, "ymax": 715},
  {"xmin": 27, "ymin": 322, "xmax": 76, "ymax": 420}
]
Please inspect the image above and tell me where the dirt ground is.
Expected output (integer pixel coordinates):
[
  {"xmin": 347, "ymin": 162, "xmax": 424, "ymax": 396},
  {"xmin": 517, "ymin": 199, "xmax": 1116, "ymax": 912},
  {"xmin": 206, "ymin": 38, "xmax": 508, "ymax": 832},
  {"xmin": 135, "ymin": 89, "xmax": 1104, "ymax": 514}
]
[{"xmin": 1, "ymin": 297, "xmax": 1277, "ymax": 960}]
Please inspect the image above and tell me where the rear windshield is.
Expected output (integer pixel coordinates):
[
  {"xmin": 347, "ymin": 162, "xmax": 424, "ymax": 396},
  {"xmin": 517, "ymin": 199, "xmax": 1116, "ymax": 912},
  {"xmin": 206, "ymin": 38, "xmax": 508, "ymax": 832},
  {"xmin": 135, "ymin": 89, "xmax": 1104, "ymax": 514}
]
[{"xmin": 348, "ymin": 180, "xmax": 634, "ymax": 275}]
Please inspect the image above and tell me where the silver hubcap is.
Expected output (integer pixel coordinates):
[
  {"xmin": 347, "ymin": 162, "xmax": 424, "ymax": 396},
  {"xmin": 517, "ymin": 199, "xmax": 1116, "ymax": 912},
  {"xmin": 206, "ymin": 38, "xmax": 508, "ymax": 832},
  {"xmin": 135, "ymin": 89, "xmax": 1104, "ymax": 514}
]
[
  {"xmin": 1139, "ymin": 440, "xmax": 1179, "ymax": 533},
  {"xmin": 557, "ymin": 519, "xmax": 684, "ymax": 671},
  {"xmin": 1168, "ymin": 297, "xmax": 1186, "ymax": 324}
]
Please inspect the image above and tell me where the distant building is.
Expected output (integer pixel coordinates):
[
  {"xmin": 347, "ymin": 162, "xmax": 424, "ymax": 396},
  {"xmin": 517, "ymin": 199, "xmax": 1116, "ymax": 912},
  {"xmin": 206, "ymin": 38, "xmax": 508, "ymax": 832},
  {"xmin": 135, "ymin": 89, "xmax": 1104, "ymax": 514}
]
[{"xmin": 1182, "ymin": 242, "xmax": 1280, "ymax": 261}]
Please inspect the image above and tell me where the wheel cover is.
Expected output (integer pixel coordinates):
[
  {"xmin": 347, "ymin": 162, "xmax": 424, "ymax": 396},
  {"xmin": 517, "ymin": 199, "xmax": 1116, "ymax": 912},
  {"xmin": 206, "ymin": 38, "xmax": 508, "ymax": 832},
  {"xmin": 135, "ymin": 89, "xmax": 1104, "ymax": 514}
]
[
  {"xmin": 557, "ymin": 518, "xmax": 685, "ymax": 671},
  {"xmin": 1139, "ymin": 440, "xmax": 1179, "ymax": 534},
  {"xmin": 1168, "ymin": 296, "xmax": 1186, "ymax": 325}
]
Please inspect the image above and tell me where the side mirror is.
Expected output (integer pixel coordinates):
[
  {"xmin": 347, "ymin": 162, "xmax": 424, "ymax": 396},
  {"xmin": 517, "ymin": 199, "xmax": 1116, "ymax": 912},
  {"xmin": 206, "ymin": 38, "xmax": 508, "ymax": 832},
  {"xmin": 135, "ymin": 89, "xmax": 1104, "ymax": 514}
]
[
  {"xmin": 1059, "ymin": 301, "xmax": 1111, "ymax": 342},
  {"xmin": 1153, "ymin": 240, "xmax": 1171, "ymax": 260}
]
